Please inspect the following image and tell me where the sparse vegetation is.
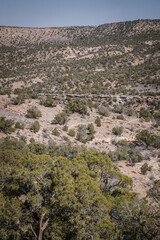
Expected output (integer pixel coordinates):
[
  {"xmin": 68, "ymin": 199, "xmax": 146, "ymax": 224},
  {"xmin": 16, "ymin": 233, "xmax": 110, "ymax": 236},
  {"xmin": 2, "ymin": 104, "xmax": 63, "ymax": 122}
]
[
  {"xmin": 26, "ymin": 106, "xmax": 42, "ymax": 119},
  {"xmin": 0, "ymin": 117, "xmax": 15, "ymax": 133},
  {"xmin": 30, "ymin": 121, "xmax": 40, "ymax": 133}
]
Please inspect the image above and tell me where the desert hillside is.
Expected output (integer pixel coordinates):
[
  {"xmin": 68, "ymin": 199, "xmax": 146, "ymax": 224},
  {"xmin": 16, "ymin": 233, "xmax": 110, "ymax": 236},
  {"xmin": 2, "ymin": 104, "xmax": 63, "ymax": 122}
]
[{"xmin": 0, "ymin": 19, "xmax": 160, "ymax": 239}]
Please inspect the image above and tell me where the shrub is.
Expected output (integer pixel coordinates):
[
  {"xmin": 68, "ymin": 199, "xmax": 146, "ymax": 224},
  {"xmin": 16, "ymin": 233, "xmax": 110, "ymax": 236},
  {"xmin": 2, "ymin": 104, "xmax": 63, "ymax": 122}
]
[
  {"xmin": 52, "ymin": 128, "xmax": 60, "ymax": 136},
  {"xmin": 117, "ymin": 115, "xmax": 124, "ymax": 120},
  {"xmin": 15, "ymin": 122, "xmax": 24, "ymax": 129},
  {"xmin": 76, "ymin": 124, "xmax": 95, "ymax": 143},
  {"xmin": 30, "ymin": 121, "xmax": 40, "ymax": 133},
  {"xmin": 136, "ymin": 130, "xmax": 160, "ymax": 148},
  {"xmin": 112, "ymin": 127, "xmax": 123, "ymax": 136},
  {"xmin": 98, "ymin": 105, "xmax": 109, "ymax": 116},
  {"xmin": 26, "ymin": 106, "xmax": 42, "ymax": 119},
  {"xmin": 108, "ymin": 147, "xmax": 143, "ymax": 165},
  {"xmin": 40, "ymin": 96, "xmax": 57, "ymax": 107},
  {"xmin": 65, "ymin": 99, "xmax": 87, "ymax": 115},
  {"xmin": 113, "ymin": 105, "xmax": 123, "ymax": 114},
  {"xmin": 68, "ymin": 129, "xmax": 76, "ymax": 137},
  {"xmin": 12, "ymin": 95, "xmax": 25, "ymax": 105},
  {"xmin": 139, "ymin": 108, "xmax": 151, "ymax": 121},
  {"xmin": 52, "ymin": 112, "xmax": 67, "ymax": 125},
  {"xmin": 0, "ymin": 117, "xmax": 15, "ymax": 133},
  {"xmin": 141, "ymin": 163, "xmax": 152, "ymax": 175},
  {"xmin": 125, "ymin": 108, "xmax": 133, "ymax": 116},
  {"xmin": 95, "ymin": 117, "xmax": 101, "ymax": 127},
  {"xmin": 63, "ymin": 125, "xmax": 68, "ymax": 132}
]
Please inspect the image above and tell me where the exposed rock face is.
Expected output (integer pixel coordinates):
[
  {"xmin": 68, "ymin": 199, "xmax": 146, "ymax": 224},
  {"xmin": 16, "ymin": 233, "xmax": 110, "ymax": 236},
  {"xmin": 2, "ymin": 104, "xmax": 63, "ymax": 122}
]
[{"xmin": 0, "ymin": 19, "xmax": 160, "ymax": 46}]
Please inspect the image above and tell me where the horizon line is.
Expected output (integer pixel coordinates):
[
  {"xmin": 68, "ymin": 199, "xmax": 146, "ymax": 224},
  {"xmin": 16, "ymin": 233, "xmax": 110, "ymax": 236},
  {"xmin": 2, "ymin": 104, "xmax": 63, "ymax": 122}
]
[{"xmin": 0, "ymin": 18, "xmax": 159, "ymax": 29}]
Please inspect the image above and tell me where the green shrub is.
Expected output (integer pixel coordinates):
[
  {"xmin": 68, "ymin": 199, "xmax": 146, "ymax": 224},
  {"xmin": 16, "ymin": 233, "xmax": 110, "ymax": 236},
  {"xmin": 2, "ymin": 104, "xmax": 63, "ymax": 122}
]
[
  {"xmin": 95, "ymin": 117, "xmax": 101, "ymax": 127},
  {"xmin": 40, "ymin": 96, "xmax": 57, "ymax": 107},
  {"xmin": 63, "ymin": 125, "xmax": 68, "ymax": 132},
  {"xmin": 15, "ymin": 122, "xmax": 24, "ymax": 129},
  {"xmin": 52, "ymin": 128, "xmax": 60, "ymax": 136},
  {"xmin": 26, "ymin": 106, "xmax": 42, "ymax": 119},
  {"xmin": 112, "ymin": 127, "xmax": 123, "ymax": 136},
  {"xmin": 76, "ymin": 124, "xmax": 95, "ymax": 143},
  {"xmin": 65, "ymin": 99, "xmax": 87, "ymax": 115},
  {"xmin": 139, "ymin": 108, "xmax": 151, "ymax": 121},
  {"xmin": 117, "ymin": 115, "xmax": 124, "ymax": 120},
  {"xmin": 98, "ymin": 105, "xmax": 109, "ymax": 116},
  {"xmin": 141, "ymin": 163, "xmax": 152, "ymax": 175},
  {"xmin": 113, "ymin": 105, "xmax": 123, "ymax": 114},
  {"xmin": 30, "ymin": 121, "xmax": 40, "ymax": 133},
  {"xmin": 136, "ymin": 130, "xmax": 160, "ymax": 148},
  {"xmin": 68, "ymin": 129, "xmax": 76, "ymax": 137},
  {"xmin": 0, "ymin": 117, "xmax": 15, "ymax": 133},
  {"xmin": 52, "ymin": 112, "xmax": 67, "ymax": 125},
  {"xmin": 12, "ymin": 95, "xmax": 25, "ymax": 105}
]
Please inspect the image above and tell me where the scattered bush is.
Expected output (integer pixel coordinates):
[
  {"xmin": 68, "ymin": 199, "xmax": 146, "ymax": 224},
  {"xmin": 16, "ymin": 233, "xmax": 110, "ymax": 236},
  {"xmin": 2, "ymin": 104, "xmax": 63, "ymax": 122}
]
[
  {"xmin": 136, "ymin": 130, "xmax": 160, "ymax": 148},
  {"xmin": 15, "ymin": 122, "xmax": 24, "ymax": 129},
  {"xmin": 26, "ymin": 106, "xmax": 42, "ymax": 119},
  {"xmin": 95, "ymin": 117, "xmax": 101, "ymax": 127},
  {"xmin": 12, "ymin": 95, "xmax": 25, "ymax": 105},
  {"xmin": 0, "ymin": 117, "xmax": 15, "ymax": 133},
  {"xmin": 52, "ymin": 128, "xmax": 60, "ymax": 136},
  {"xmin": 139, "ymin": 108, "xmax": 151, "ymax": 121},
  {"xmin": 117, "ymin": 114, "xmax": 124, "ymax": 120},
  {"xmin": 63, "ymin": 125, "xmax": 68, "ymax": 132},
  {"xmin": 112, "ymin": 127, "xmax": 123, "ymax": 136},
  {"xmin": 109, "ymin": 147, "xmax": 143, "ymax": 165},
  {"xmin": 98, "ymin": 105, "xmax": 109, "ymax": 116},
  {"xmin": 52, "ymin": 112, "xmax": 67, "ymax": 125},
  {"xmin": 66, "ymin": 99, "xmax": 88, "ymax": 115},
  {"xmin": 30, "ymin": 121, "xmax": 40, "ymax": 133},
  {"xmin": 76, "ymin": 124, "xmax": 95, "ymax": 143},
  {"xmin": 141, "ymin": 162, "xmax": 152, "ymax": 175},
  {"xmin": 68, "ymin": 129, "xmax": 76, "ymax": 137},
  {"xmin": 113, "ymin": 105, "xmax": 123, "ymax": 114},
  {"xmin": 40, "ymin": 96, "xmax": 57, "ymax": 107}
]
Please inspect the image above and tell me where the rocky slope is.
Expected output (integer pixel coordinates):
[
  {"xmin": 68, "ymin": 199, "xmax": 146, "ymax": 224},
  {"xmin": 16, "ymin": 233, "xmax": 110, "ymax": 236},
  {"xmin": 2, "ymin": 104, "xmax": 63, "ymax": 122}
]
[{"xmin": 0, "ymin": 19, "xmax": 160, "ymax": 46}]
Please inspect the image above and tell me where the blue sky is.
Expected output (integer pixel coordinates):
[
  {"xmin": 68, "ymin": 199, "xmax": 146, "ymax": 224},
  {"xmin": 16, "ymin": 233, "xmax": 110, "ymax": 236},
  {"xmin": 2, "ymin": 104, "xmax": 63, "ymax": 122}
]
[{"xmin": 0, "ymin": 0, "xmax": 160, "ymax": 27}]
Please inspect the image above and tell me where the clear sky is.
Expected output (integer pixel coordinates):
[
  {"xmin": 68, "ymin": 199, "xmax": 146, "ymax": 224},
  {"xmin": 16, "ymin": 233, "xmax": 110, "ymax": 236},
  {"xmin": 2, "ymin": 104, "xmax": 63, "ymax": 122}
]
[{"xmin": 0, "ymin": 0, "xmax": 160, "ymax": 27}]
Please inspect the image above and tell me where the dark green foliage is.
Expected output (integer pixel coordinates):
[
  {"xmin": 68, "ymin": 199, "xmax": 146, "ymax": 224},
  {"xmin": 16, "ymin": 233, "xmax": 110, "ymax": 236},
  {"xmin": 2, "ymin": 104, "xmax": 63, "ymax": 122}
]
[
  {"xmin": 40, "ymin": 95, "xmax": 57, "ymax": 107},
  {"xmin": 52, "ymin": 127, "xmax": 60, "ymax": 136},
  {"xmin": 109, "ymin": 147, "xmax": 143, "ymax": 165},
  {"xmin": 139, "ymin": 108, "xmax": 151, "ymax": 121},
  {"xmin": 15, "ymin": 121, "xmax": 24, "ymax": 129},
  {"xmin": 147, "ymin": 180, "xmax": 160, "ymax": 204},
  {"xmin": 136, "ymin": 130, "xmax": 160, "ymax": 148},
  {"xmin": 30, "ymin": 121, "xmax": 40, "ymax": 133},
  {"xmin": 68, "ymin": 128, "xmax": 75, "ymax": 137},
  {"xmin": 117, "ymin": 114, "xmax": 124, "ymax": 120},
  {"xmin": 95, "ymin": 116, "xmax": 101, "ymax": 126},
  {"xmin": 112, "ymin": 127, "xmax": 123, "ymax": 136},
  {"xmin": 0, "ymin": 116, "xmax": 15, "ymax": 133},
  {"xmin": 12, "ymin": 94, "xmax": 25, "ymax": 105},
  {"xmin": 65, "ymin": 98, "xmax": 88, "ymax": 115},
  {"xmin": 0, "ymin": 137, "xmax": 160, "ymax": 239},
  {"xmin": 52, "ymin": 112, "xmax": 67, "ymax": 125},
  {"xmin": 26, "ymin": 106, "xmax": 42, "ymax": 119},
  {"xmin": 141, "ymin": 162, "xmax": 152, "ymax": 175},
  {"xmin": 76, "ymin": 124, "xmax": 95, "ymax": 143},
  {"xmin": 14, "ymin": 88, "xmax": 23, "ymax": 95},
  {"xmin": 153, "ymin": 112, "xmax": 160, "ymax": 125},
  {"xmin": 62, "ymin": 125, "xmax": 68, "ymax": 132}
]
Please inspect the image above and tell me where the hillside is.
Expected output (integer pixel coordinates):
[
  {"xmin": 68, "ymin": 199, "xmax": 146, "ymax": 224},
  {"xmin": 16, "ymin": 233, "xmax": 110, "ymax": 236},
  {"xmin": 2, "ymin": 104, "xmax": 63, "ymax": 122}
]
[
  {"xmin": 0, "ymin": 19, "xmax": 160, "ymax": 239},
  {"xmin": 0, "ymin": 19, "xmax": 160, "ymax": 46}
]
